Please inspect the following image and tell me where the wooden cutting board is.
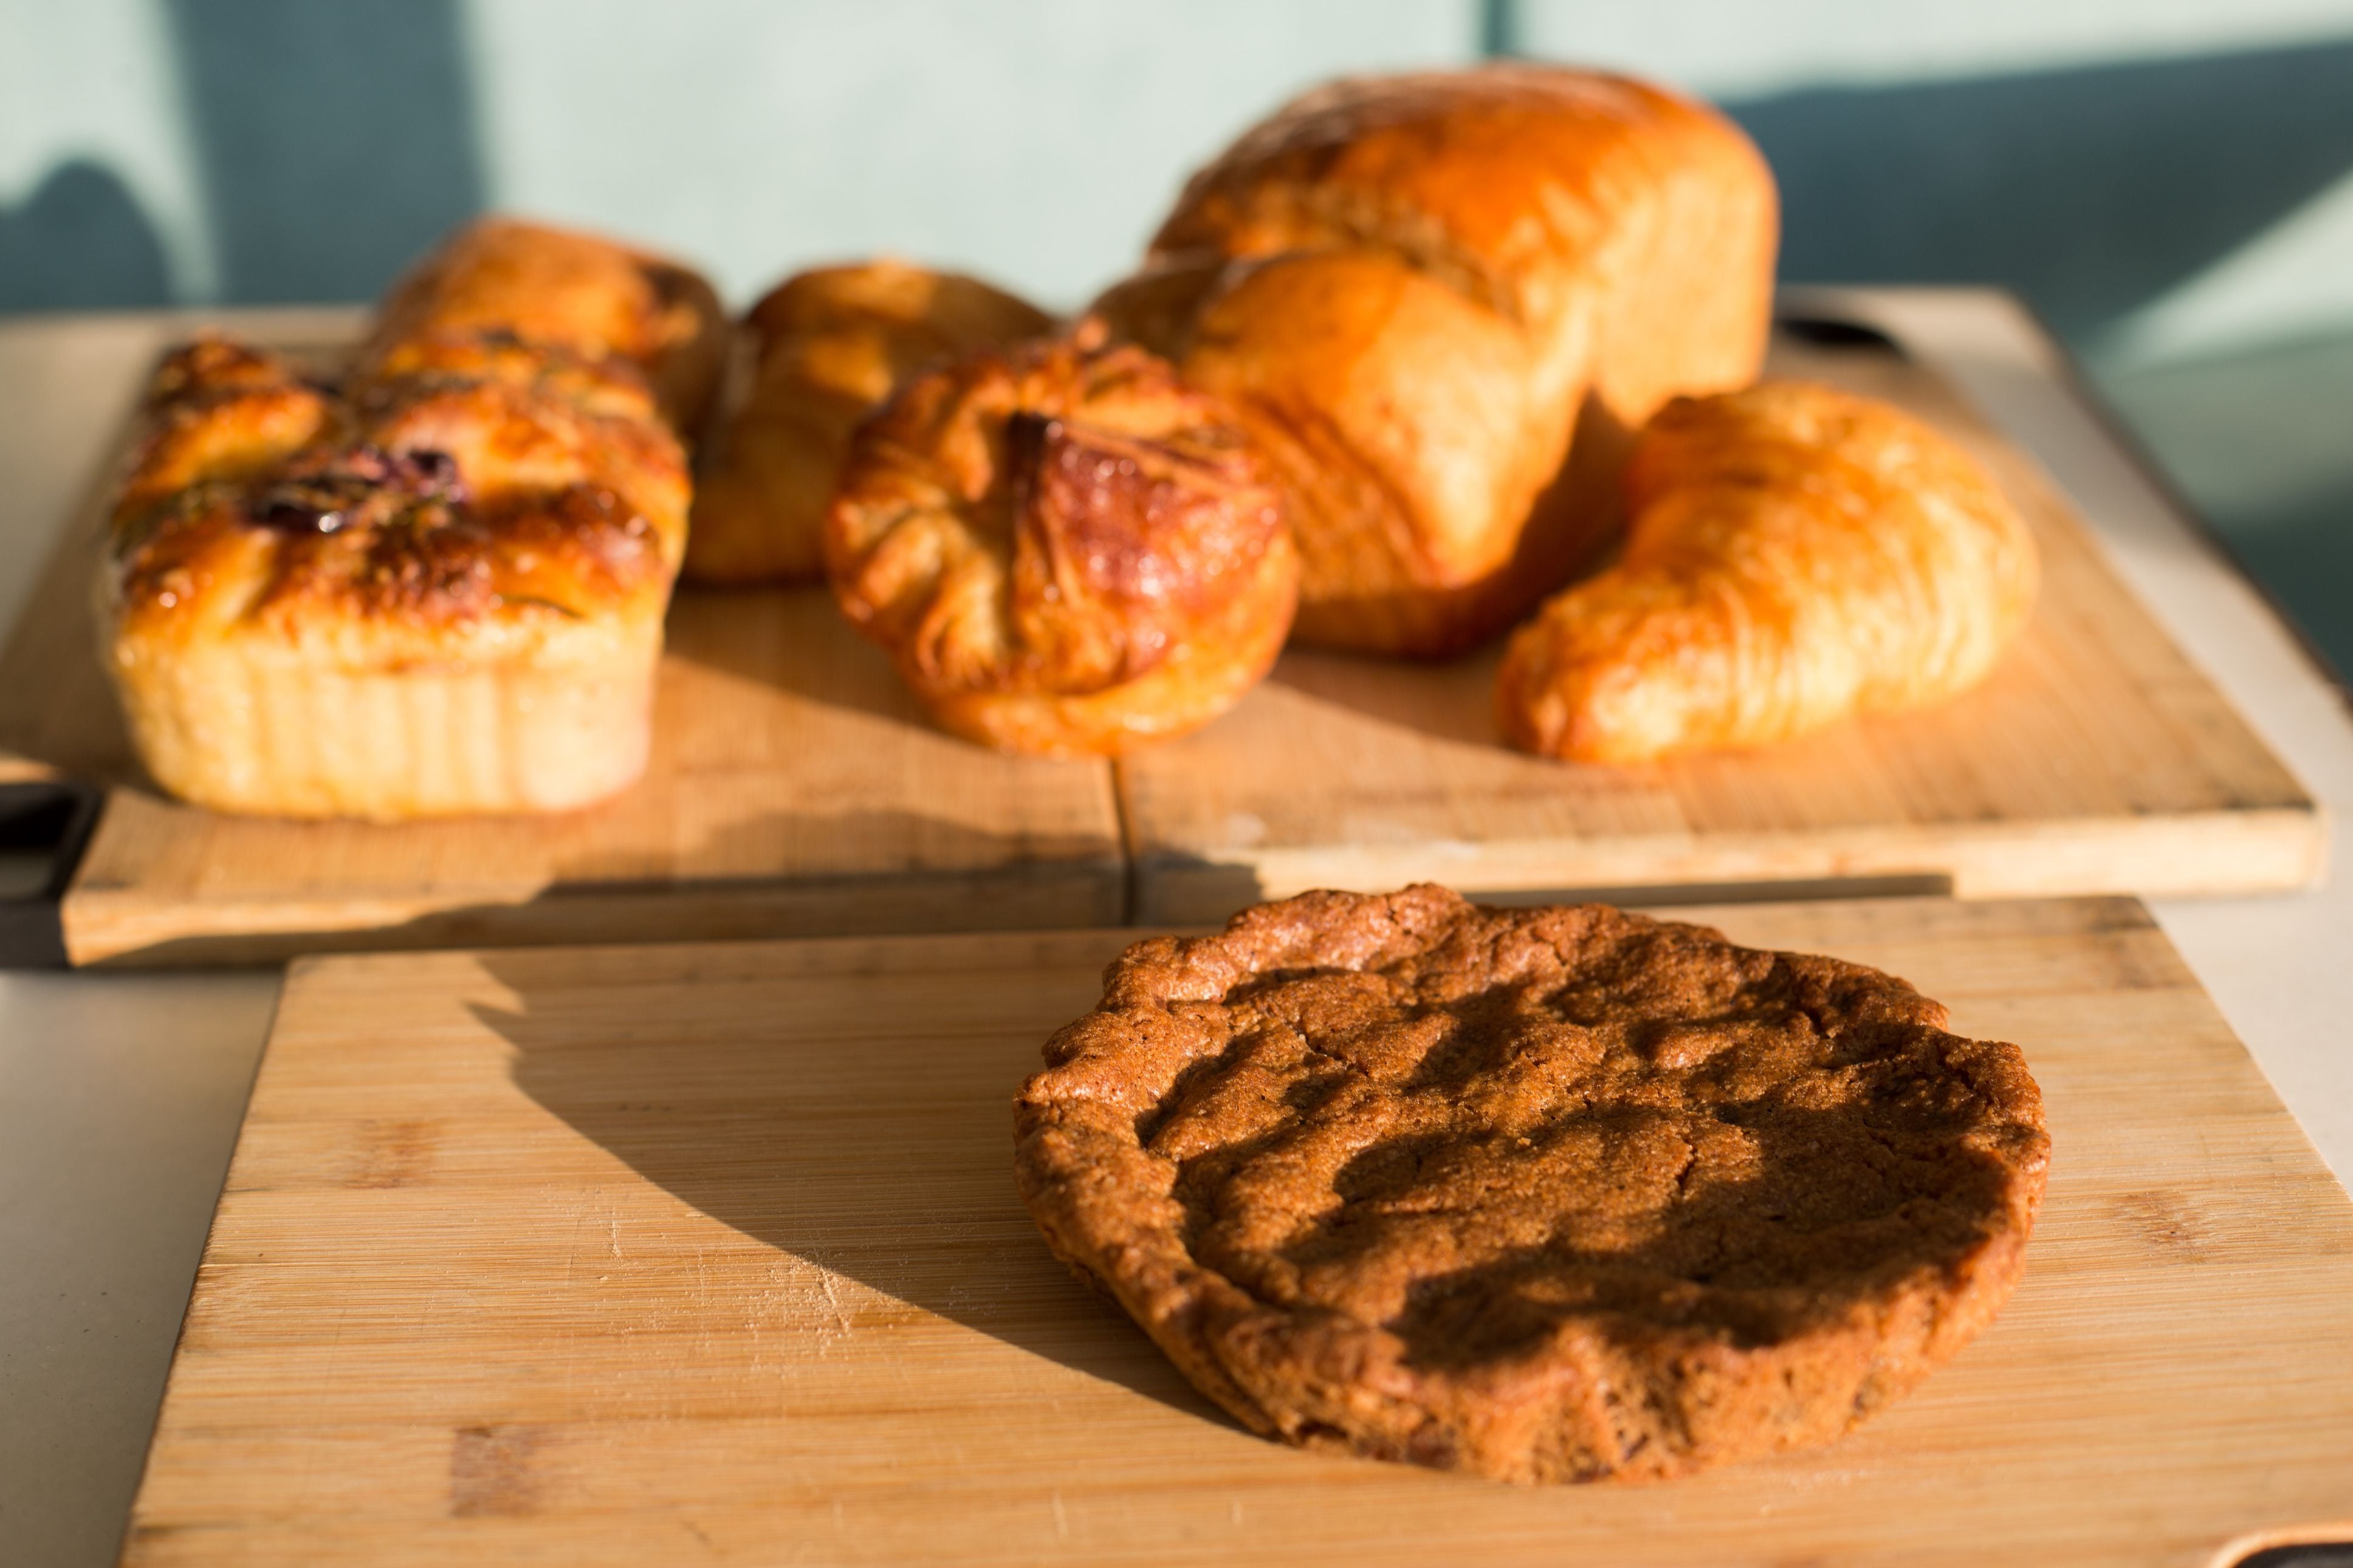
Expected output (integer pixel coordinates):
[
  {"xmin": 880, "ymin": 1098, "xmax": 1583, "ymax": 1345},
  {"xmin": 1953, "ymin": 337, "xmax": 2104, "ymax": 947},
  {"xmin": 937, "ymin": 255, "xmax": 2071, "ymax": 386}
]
[
  {"xmin": 123, "ymin": 895, "xmax": 2353, "ymax": 1566},
  {"xmin": 0, "ymin": 312, "xmax": 2321, "ymax": 964},
  {"xmin": 0, "ymin": 312, "xmax": 1124, "ymax": 965},
  {"xmin": 1115, "ymin": 329, "xmax": 2324, "ymax": 921}
]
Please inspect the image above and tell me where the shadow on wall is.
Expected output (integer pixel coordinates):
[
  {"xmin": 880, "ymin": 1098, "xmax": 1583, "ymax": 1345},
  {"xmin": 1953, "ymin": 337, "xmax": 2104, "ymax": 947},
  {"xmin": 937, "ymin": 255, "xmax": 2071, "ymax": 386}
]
[
  {"xmin": 1, "ymin": 0, "xmax": 486, "ymax": 313},
  {"xmin": 0, "ymin": 161, "xmax": 172, "ymax": 313},
  {"xmin": 6, "ymin": 13, "xmax": 2353, "ymax": 338},
  {"xmin": 165, "ymin": 0, "xmax": 486, "ymax": 303},
  {"xmin": 1725, "ymin": 35, "xmax": 2353, "ymax": 343}
]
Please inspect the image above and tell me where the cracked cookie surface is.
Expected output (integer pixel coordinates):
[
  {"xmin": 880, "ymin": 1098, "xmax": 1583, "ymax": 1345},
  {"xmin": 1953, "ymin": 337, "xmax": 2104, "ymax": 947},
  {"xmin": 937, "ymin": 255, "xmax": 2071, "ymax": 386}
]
[{"xmin": 1013, "ymin": 885, "xmax": 2048, "ymax": 1484}]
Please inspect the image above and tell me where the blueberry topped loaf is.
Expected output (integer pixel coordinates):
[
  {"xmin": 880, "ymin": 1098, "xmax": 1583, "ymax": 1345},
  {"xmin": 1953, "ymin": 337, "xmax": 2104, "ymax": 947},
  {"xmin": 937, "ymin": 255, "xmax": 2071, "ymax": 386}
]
[{"xmin": 98, "ymin": 217, "xmax": 724, "ymax": 820}]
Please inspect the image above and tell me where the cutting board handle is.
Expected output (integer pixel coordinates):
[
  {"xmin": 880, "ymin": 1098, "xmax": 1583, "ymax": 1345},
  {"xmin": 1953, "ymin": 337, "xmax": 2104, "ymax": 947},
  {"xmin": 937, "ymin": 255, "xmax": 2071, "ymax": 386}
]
[
  {"xmin": 1773, "ymin": 310, "xmax": 1906, "ymax": 355},
  {"xmin": 0, "ymin": 781, "xmax": 102, "ymax": 968}
]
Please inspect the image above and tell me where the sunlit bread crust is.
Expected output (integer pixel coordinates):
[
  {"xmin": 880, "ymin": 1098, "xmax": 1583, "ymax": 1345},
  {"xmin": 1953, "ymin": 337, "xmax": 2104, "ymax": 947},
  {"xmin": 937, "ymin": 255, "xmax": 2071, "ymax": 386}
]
[
  {"xmin": 1497, "ymin": 380, "xmax": 2040, "ymax": 763},
  {"xmin": 366, "ymin": 215, "xmax": 727, "ymax": 437},
  {"xmin": 100, "ymin": 220, "xmax": 704, "ymax": 820},
  {"xmin": 688, "ymin": 259, "xmax": 1052, "ymax": 585},
  {"xmin": 1101, "ymin": 64, "xmax": 1777, "ymax": 657},
  {"xmin": 825, "ymin": 330, "xmax": 1298, "ymax": 757}
]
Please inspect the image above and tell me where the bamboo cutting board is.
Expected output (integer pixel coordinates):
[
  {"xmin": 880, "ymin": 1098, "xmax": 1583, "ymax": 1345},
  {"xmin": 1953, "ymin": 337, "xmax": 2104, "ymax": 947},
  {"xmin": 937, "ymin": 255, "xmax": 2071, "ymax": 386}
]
[
  {"xmin": 0, "ymin": 312, "xmax": 2322, "ymax": 964},
  {"xmin": 0, "ymin": 313, "xmax": 1124, "ymax": 965},
  {"xmin": 124, "ymin": 896, "xmax": 2353, "ymax": 1566},
  {"xmin": 1115, "ymin": 330, "xmax": 2323, "ymax": 921}
]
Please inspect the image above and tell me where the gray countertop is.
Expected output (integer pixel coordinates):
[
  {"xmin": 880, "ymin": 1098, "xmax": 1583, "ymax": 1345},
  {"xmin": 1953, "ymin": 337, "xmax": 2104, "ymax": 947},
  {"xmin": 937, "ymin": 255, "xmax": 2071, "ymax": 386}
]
[{"xmin": 2, "ymin": 290, "xmax": 2347, "ymax": 1567}]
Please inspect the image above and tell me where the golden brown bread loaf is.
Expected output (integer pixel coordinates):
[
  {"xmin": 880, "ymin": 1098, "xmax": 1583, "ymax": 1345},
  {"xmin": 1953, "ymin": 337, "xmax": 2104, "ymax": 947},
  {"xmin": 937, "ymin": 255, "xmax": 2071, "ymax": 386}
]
[
  {"xmin": 367, "ymin": 214, "xmax": 726, "ymax": 436},
  {"xmin": 825, "ymin": 327, "xmax": 1297, "ymax": 756},
  {"xmin": 1097, "ymin": 64, "xmax": 1778, "ymax": 657},
  {"xmin": 99, "ymin": 218, "xmax": 720, "ymax": 820},
  {"xmin": 687, "ymin": 259, "xmax": 1053, "ymax": 585},
  {"xmin": 1497, "ymin": 380, "xmax": 2040, "ymax": 763}
]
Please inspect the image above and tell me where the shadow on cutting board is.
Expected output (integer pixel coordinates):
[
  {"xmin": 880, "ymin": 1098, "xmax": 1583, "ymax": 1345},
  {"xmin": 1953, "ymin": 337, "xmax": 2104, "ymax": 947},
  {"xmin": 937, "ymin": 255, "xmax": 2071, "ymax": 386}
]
[
  {"xmin": 1268, "ymin": 643, "xmax": 1510, "ymax": 747},
  {"xmin": 662, "ymin": 583, "xmax": 931, "ymax": 728},
  {"xmin": 476, "ymin": 948, "xmax": 1237, "ymax": 1429}
]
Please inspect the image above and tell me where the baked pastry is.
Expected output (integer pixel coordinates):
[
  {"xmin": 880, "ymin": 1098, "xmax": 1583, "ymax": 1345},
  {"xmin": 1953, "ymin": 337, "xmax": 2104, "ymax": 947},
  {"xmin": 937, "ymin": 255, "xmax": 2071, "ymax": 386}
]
[
  {"xmin": 1498, "ymin": 380, "xmax": 2040, "ymax": 763},
  {"xmin": 98, "ymin": 219, "xmax": 719, "ymax": 820},
  {"xmin": 1014, "ymin": 885, "xmax": 2049, "ymax": 1484},
  {"xmin": 366, "ymin": 215, "xmax": 726, "ymax": 436},
  {"xmin": 1096, "ymin": 64, "xmax": 1777, "ymax": 656},
  {"xmin": 825, "ymin": 326, "xmax": 1297, "ymax": 756},
  {"xmin": 687, "ymin": 259, "xmax": 1052, "ymax": 584}
]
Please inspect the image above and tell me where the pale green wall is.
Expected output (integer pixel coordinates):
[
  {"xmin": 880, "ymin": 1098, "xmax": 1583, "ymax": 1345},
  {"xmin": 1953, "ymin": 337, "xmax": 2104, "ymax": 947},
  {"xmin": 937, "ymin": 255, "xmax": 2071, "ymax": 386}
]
[
  {"xmin": 1516, "ymin": 0, "xmax": 2353, "ymax": 366},
  {"xmin": 455, "ymin": 0, "xmax": 1477, "ymax": 309},
  {"xmin": 1, "ymin": 0, "xmax": 1479, "ymax": 313},
  {"xmin": 8, "ymin": 0, "xmax": 2353, "ymax": 363}
]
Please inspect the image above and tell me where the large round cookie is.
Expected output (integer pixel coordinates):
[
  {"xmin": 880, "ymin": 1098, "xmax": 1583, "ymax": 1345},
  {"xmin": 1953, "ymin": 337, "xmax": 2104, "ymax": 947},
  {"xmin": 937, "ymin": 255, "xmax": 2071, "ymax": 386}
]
[{"xmin": 1012, "ymin": 885, "xmax": 2048, "ymax": 1484}]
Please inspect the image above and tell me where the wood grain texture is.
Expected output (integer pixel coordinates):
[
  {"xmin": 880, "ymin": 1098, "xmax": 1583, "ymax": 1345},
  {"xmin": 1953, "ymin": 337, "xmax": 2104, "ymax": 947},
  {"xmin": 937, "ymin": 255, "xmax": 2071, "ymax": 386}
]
[
  {"xmin": 0, "ymin": 315, "xmax": 1123, "ymax": 965},
  {"xmin": 1116, "ymin": 335, "xmax": 2324, "ymax": 920},
  {"xmin": 124, "ymin": 897, "xmax": 2353, "ymax": 1566}
]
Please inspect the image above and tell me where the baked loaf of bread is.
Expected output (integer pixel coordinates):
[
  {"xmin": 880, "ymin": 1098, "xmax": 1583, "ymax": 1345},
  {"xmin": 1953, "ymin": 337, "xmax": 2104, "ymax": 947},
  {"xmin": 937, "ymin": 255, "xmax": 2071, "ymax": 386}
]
[
  {"xmin": 366, "ymin": 215, "xmax": 726, "ymax": 436},
  {"xmin": 688, "ymin": 259, "xmax": 1052, "ymax": 584},
  {"xmin": 99, "ymin": 218, "xmax": 722, "ymax": 819},
  {"xmin": 826, "ymin": 327, "xmax": 1297, "ymax": 755},
  {"xmin": 1015, "ymin": 885, "xmax": 2049, "ymax": 1484},
  {"xmin": 1498, "ymin": 380, "xmax": 2040, "ymax": 763},
  {"xmin": 1097, "ymin": 64, "xmax": 1776, "ymax": 656}
]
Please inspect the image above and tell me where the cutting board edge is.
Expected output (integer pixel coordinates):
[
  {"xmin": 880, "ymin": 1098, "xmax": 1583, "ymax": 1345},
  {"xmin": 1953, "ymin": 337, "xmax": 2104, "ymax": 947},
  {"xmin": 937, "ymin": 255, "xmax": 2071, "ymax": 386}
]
[
  {"xmin": 255, "ymin": 890, "xmax": 2162, "ymax": 998},
  {"xmin": 60, "ymin": 852, "xmax": 1131, "ymax": 968},
  {"xmin": 1127, "ymin": 805, "xmax": 2327, "ymax": 925}
]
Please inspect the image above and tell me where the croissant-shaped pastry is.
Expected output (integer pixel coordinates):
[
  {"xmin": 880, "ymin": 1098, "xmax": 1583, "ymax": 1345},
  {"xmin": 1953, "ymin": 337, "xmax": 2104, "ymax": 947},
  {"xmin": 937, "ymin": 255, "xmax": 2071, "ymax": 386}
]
[
  {"xmin": 1097, "ymin": 64, "xmax": 1778, "ymax": 657},
  {"xmin": 1496, "ymin": 381, "xmax": 2039, "ymax": 762},
  {"xmin": 687, "ymin": 259, "xmax": 1052, "ymax": 585},
  {"xmin": 826, "ymin": 328, "xmax": 1297, "ymax": 756},
  {"xmin": 99, "ymin": 217, "xmax": 720, "ymax": 819}
]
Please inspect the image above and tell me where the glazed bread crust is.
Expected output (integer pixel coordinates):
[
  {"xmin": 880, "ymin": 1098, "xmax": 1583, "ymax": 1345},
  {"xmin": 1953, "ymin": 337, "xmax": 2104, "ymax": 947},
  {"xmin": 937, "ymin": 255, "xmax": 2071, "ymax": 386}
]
[
  {"xmin": 1498, "ymin": 380, "xmax": 2040, "ymax": 763},
  {"xmin": 367, "ymin": 215, "xmax": 727, "ymax": 436},
  {"xmin": 1107, "ymin": 64, "xmax": 1777, "ymax": 656},
  {"xmin": 99, "ymin": 219, "xmax": 716, "ymax": 819},
  {"xmin": 826, "ymin": 330, "xmax": 1297, "ymax": 756},
  {"xmin": 1014, "ymin": 885, "xmax": 2049, "ymax": 1485},
  {"xmin": 689, "ymin": 259, "xmax": 1053, "ymax": 585}
]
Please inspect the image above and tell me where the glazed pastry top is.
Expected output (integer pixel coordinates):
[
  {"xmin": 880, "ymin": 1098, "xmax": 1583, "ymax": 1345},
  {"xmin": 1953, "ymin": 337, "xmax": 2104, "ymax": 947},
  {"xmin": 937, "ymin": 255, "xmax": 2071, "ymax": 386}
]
[
  {"xmin": 685, "ymin": 258, "xmax": 1052, "ymax": 584},
  {"xmin": 826, "ymin": 329, "xmax": 1288, "ymax": 700},
  {"xmin": 366, "ymin": 216, "xmax": 726, "ymax": 434},
  {"xmin": 1152, "ymin": 65, "xmax": 1772, "ymax": 351},
  {"xmin": 105, "ymin": 333, "xmax": 687, "ymax": 665}
]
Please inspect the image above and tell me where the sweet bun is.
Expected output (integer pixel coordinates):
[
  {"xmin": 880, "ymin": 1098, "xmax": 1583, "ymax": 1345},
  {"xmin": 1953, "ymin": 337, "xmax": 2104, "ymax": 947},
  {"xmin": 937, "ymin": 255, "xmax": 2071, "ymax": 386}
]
[
  {"xmin": 366, "ymin": 215, "xmax": 726, "ymax": 436},
  {"xmin": 1497, "ymin": 380, "xmax": 2040, "ymax": 762},
  {"xmin": 688, "ymin": 259, "xmax": 1051, "ymax": 585},
  {"xmin": 1102, "ymin": 64, "xmax": 1777, "ymax": 657},
  {"xmin": 99, "ymin": 219, "xmax": 713, "ymax": 820},
  {"xmin": 825, "ymin": 326, "xmax": 1297, "ymax": 756}
]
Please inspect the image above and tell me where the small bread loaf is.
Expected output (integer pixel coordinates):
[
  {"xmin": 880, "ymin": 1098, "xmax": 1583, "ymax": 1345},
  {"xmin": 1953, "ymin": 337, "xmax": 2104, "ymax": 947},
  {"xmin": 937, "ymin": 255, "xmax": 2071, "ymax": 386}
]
[
  {"xmin": 1497, "ymin": 380, "xmax": 2040, "ymax": 763},
  {"xmin": 99, "ymin": 218, "xmax": 721, "ymax": 820},
  {"xmin": 825, "ymin": 327, "xmax": 1297, "ymax": 756},
  {"xmin": 367, "ymin": 214, "xmax": 726, "ymax": 436},
  {"xmin": 688, "ymin": 259, "xmax": 1053, "ymax": 585},
  {"xmin": 1099, "ymin": 64, "xmax": 1777, "ymax": 657}
]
